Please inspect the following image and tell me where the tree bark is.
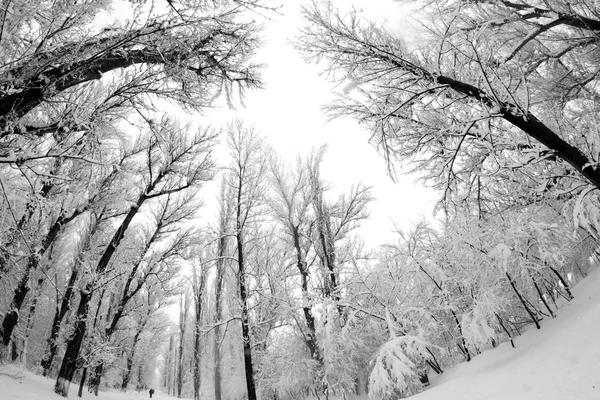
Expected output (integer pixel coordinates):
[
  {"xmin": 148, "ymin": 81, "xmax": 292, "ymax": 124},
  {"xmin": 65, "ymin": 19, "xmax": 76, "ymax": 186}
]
[
  {"xmin": 19, "ymin": 272, "xmax": 45, "ymax": 367},
  {"xmin": 292, "ymin": 226, "xmax": 321, "ymax": 362},
  {"xmin": 77, "ymin": 367, "xmax": 88, "ymax": 398},
  {"xmin": 166, "ymin": 335, "xmax": 174, "ymax": 395},
  {"xmin": 213, "ymin": 250, "xmax": 224, "ymax": 400},
  {"xmin": 176, "ymin": 295, "xmax": 188, "ymax": 399},
  {"xmin": 42, "ymin": 263, "xmax": 80, "ymax": 376},
  {"xmin": 496, "ymin": 313, "xmax": 516, "ymax": 348},
  {"xmin": 213, "ymin": 188, "xmax": 229, "ymax": 400},
  {"xmin": 54, "ymin": 285, "xmax": 92, "ymax": 397},
  {"xmin": 192, "ymin": 264, "xmax": 205, "ymax": 400},
  {"xmin": 506, "ymin": 272, "xmax": 541, "ymax": 329},
  {"xmin": 121, "ymin": 326, "xmax": 144, "ymax": 391},
  {"xmin": 238, "ymin": 231, "xmax": 257, "ymax": 400},
  {"xmin": 193, "ymin": 304, "xmax": 202, "ymax": 400}
]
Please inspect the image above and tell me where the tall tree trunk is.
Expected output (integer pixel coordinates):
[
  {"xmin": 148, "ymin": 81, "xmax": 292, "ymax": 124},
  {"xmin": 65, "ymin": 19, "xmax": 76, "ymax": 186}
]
[
  {"xmin": 451, "ymin": 310, "xmax": 471, "ymax": 362},
  {"xmin": 176, "ymin": 293, "xmax": 188, "ymax": 399},
  {"xmin": 42, "ymin": 263, "xmax": 80, "ymax": 375},
  {"xmin": 192, "ymin": 265, "xmax": 205, "ymax": 400},
  {"xmin": 531, "ymin": 273, "xmax": 555, "ymax": 318},
  {"xmin": 506, "ymin": 272, "xmax": 541, "ymax": 329},
  {"xmin": 292, "ymin": 226, "xmax": 321, "ymax": 363},
  {"xmin": 77, "ymin": 367, "xmax": 88, "ymax": 398},
  {"xmin": 547, "ymin": 264, "xmax": 574, "ymax": 300},
  {"xmin": 172, "ymin": 345, "xmax": 178, "ymax": 396},
  {"xmin": 213, "ymin": 235, "xmax": 226, "ymax": 400},
  {"xmin": 166, "ymin": 335, "xmax": 174, "ymax": 394},
  {"xmin": 193, "ymin": 317, "xmax": 201, "ymax": 400},
  {"xmin": 89, "ymin": 364, "xmax": 104, "ymax": 396},
  {"xmin": 19, "ymin": 272, "xmax": 45, "ymax": 367},
  {"xmin": 54, "ymin": 285, "xmax": 92, "ymax": 397},
  {"xmin": 54, "ymin": 191, "xmax": 150, "ymax": 396},
  {"xmin": 121, "ymin": 327, "xmax": 143, "ymax": 391},
  {"xmin": 496, "ymin": 313, "xmax": 516, "ymax": 348},
  {"xmin": 237, "ymin": 231, "xmax": 257, "ymax": 400}
]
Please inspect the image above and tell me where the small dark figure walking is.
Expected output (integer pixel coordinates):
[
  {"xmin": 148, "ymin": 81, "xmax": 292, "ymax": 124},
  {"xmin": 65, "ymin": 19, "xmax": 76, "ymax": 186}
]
[{"xmin": 149, "ymin": 388, "xmax": 155, "ymax": 398}]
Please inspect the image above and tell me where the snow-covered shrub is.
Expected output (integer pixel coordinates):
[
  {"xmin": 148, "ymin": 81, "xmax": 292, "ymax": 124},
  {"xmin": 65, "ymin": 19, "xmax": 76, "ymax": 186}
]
[
  {"xmin": 257, "ymin": 332, "xmax": 320, "ymax": 400},
  {"xmin": 368, "ymin": 336, "xmax": 429, "ymax": 400},
  {"xmin": 320, "ymin": 303, "xmax": 378, "ymax": 395},
  {"xmin": 461, "ymin": 305, "xmax": 496, "ymax": 351}
]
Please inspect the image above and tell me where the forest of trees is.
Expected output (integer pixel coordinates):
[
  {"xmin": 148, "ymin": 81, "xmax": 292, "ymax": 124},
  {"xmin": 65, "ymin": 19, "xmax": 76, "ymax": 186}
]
[{"xmin": 1, "ymin": 0, "xmax": 599, "ymax": 400}]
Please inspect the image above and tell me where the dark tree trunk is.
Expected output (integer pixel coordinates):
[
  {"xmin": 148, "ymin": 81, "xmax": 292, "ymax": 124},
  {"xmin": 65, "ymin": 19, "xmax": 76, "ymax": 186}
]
[
  {"xmin": 0, "ymin": 178, "xmax": 55, "ymax": 280},
  {"xmin": 213, "ymin": 255, "xmax": 224, "ymax": 400},
  {"xmin": 547, "ymin": 264, "xmax": 574, "ymax": 300},
  {"xmin": 88, "ymin": 252, "xmax": 150, "ymax": 392},
  {"xmin": 451, "ymin": 310, "xmax": 471, "ymax": 362},
  {"xmin": 87, "ymin": 364, "xmax": 104, "ymax": 396},
  {"xmin": 292, "ymin": 226, "xmax": 321, "ymax": 363},
  {"xmin": 95, "ymin": 193, "xmax": 147, "ymax": 276},
  {"xmin": 191, "ymin": 265, "xmax": 205, "ymax": 400},
  {"xmin": 425, "ymin": 347, "xmax": 443, "ymax": 374},
  {"xmin": 213, "ymin": 200, "xmax": 229, "ymax": 400},
  {"xmin": 1, "ymin": 261, "xmax": 34, "ymax": 346},
  {"xmin": 506, "ymin": 272, "xmax": 541, "ymax": 329},
  {"xmin": 121, "ymin": 328, "xmax": 143, "ymax": 391},
  {"xmin": 19, "ymin": 272, "xmax": 45, "ymax": 366},
  {"xmin": 496, "ymin": 313, "xmax": 515, "ymax": 348},
  {"xmin": 1, "ymin": 208, "xmax": 83, "ymax": 346},
  {"xmin": 42, "ymin": 264, "xmax": 80, "ymax": 375},
  {"xmin": 193, "ymin": 316, "xmax": 201, "ymax": 400},
  {"xmin": 77, "ymin": 367, "xmax": 88, "ymax": 398},
  {"xmin": 341, "ymin": 45, "xmax": 600, "ymax": 190},
  {"xmin": 237, "ymin": 231, "xmax": 257, "ymax": 400},
  {"xmin": 54, "ymin": 189, "xmax": 151, "ymax": 396},
  {"xmin": 54, "ymin": 285, "xmax": 92, "ymax": 397},
  {"xmin": 176, "ymin": 334, "xmax": 184, "ymax": 397},
  {"xmin": 166, "ymin": 335, "xmax": 174, "ymax": 395},
  {"xmin": 0, "ymin": 29, "xmax": 225, "ymax": 130},
  {"xmin": 400, "ymin": 53, "xmax": 600, "ymax": 189},
  {"xmin": 531, "ymin": 273, "xmax": 555, "ymax": 318}
]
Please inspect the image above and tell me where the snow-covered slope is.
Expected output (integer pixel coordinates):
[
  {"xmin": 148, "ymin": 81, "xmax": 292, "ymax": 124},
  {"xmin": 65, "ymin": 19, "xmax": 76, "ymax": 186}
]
[
  {"xmin": 0, "ymin": 365, "xmax": 160, "ymax": 400},
  {"xmin": 2, "ymin": 267, "xmax": 600, "ymax": 400},
  {"xmin": 414, "ymin": 266, "xmax": 600, "ymax": 400}
]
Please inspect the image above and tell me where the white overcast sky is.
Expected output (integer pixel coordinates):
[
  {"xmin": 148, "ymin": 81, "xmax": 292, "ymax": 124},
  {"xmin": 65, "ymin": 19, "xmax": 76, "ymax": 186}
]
[
  {"xmin": 108, "ymin": 0, "xmax": 440, "ymax": 247},
  {"xmin": 214, "ymin": 0, "xmax": 440, "ymax": 247}
]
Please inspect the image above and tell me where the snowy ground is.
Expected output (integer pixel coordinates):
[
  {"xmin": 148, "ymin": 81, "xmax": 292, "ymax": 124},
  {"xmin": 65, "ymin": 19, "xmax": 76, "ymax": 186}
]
[
  {"xmin": 0, "ymin": 367, "xmax": 163, "ymax": 400},
  {"xmin": 2, "ymin": 267, "xmax": 600, "ymax": 400},
  {"xmin": 414, "ymin": 266, "xmax": 600, "ymax": 400}
]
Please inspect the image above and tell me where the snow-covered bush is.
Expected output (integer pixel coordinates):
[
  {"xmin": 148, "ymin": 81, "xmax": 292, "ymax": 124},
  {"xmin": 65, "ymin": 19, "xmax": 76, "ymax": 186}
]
[
  {"xmin": 257, "ymin": 332, "xmax": 320, "ymax": 400},
  {"xmin": 368, "ymin": 336, "xmax": 431, "ymax": 400},
  {"xmin": 461, "ymin": 305, "xmax": 497, "ymax": 351}
]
